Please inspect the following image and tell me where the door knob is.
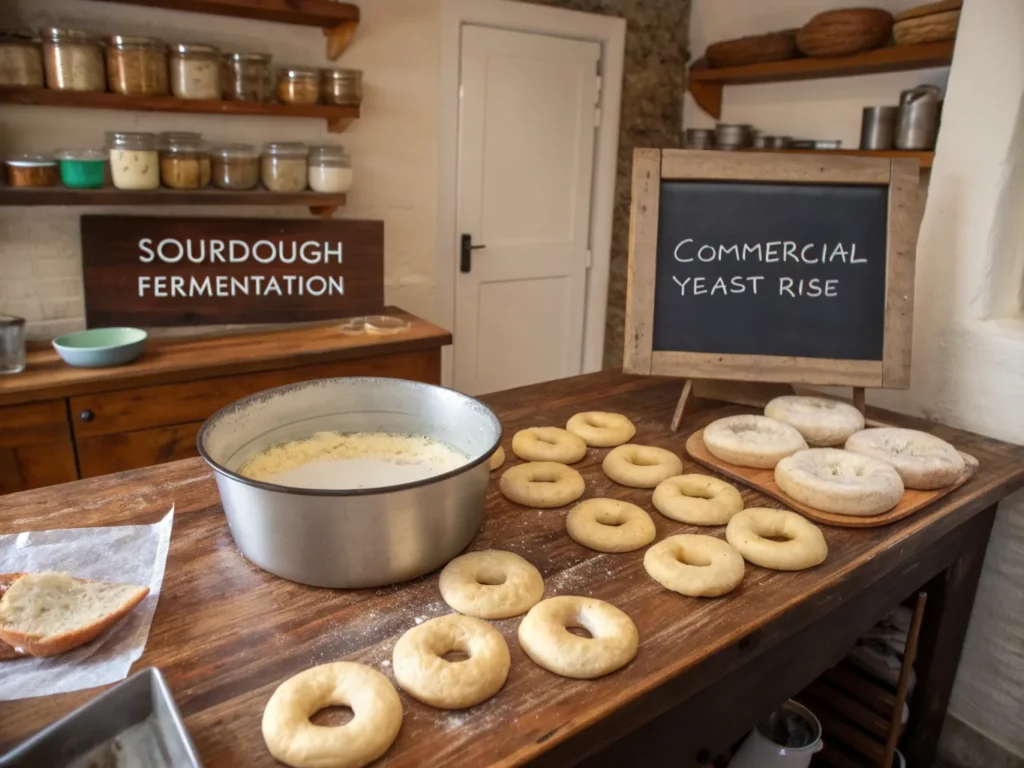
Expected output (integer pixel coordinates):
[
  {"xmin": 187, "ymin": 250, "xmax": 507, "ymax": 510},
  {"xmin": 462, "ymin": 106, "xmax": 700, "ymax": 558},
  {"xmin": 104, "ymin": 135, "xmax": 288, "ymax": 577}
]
[
  {"xmin": 80, "ymin": 409, "xmax": 95, "ymax": 422},
  {"xmin": 460, "ymin": 233, "xmax": 486, "ymax": 273}
]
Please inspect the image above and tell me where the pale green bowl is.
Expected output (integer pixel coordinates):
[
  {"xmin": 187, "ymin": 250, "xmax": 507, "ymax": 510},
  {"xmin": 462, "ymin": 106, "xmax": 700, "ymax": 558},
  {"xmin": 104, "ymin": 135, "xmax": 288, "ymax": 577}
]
[{"xmin": 52, "ymin": 327, "xmax": 148, "ymax": 368}]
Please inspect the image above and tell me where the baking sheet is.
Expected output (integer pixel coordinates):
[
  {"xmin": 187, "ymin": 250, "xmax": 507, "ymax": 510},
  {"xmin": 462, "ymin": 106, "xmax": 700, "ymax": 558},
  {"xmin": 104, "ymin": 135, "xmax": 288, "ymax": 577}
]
[{"xmin": 0, "ymin": 509, "xmax": 173, "ymax": 701}]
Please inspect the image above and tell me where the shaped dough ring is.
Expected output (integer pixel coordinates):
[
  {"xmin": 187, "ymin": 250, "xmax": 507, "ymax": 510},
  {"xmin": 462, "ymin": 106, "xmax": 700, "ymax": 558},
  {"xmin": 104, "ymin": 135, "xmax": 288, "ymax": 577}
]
[
  {"xmin": 602, "ymin": 444, "xmax": 683, "ymax": 488},
  {"xmin": 764, "ymin": 395, "xmax": 865, "ymax": 447},
  {"xmin": 565, "ymin": 412, "xmax": 636, "ymax": 447},
  {"xmin": 439, "ymin": 550, "xmax": 544, "ymax": 619},
  {"xmin": 518, "ymin": 596, "xmax": 638, "ymax": 679},
  {"xmin": 775, "ymin": 448, "xmax": 904, "ymax": 516},
  {"xmin": 726, "ymin": 508, "xmax": 827, "ymax": 571},
  {"xmin": 845, "ymin": 427, "xmax": 965, "ymax": 490},
  {"xmin": 499, "ymin": 462, "xmax": 585, "ymax": 508},
  {"xmin": 652, "ymin": 474, "xmax": 744, "ymax": 525},
  {"xmin": 703, "ymin": 415, "xmax": 808, "ymax": 469},
  {"xmin": 512, "ymin": 427, "xmax": 587, "ymax": 464},
  {"xmin": 489, "ymin": 445, "xmax": 506, "ymax": 471},
  {"xmin": 262, "ymin": 662, "xmax": 402, "ymax": 768},
  {"xmin": 393, "ymin": 614, "xmax": 510, "ymax": 709},
  {"xmin": 566, "ymin": 499, "xmax": 656, "ymax": 553},
  {"xmin": 644, "ymin": 534, "xmax": 745, "ymax": 597}
]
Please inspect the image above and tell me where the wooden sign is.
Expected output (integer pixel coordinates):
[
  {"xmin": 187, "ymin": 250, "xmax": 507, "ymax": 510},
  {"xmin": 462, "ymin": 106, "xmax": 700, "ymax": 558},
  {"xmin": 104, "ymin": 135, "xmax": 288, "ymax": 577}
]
[
  {"xmin": 81, "ymin": 216, "xmax": 384, "ymax": 326},
  {"xmin": 624, "ymin": 149, "xmax": 920, "ymax": 388}
]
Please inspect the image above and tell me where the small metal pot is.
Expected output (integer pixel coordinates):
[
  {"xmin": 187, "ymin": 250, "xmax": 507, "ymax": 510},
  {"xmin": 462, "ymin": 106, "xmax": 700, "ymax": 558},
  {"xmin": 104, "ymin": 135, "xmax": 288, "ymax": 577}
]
[
  {"xmin": 198, "ymin": 377, "xmax": 502, "ymax": 588},
  {"xmin": 684, "ymin": 128, "xmax": 715, "ymax": 149},
  {"xmin": 715, "ymin": 123, "xmax": 752, "ymax": 150}
]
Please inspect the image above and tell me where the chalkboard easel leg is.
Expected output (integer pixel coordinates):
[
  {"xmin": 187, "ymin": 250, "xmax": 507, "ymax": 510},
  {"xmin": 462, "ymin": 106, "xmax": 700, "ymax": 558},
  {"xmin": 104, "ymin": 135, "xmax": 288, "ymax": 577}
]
[
  {"xmin": 670, "ymin": 380, "xmax": 696, "ymax": 432},
  {"xmin": 853, "ymin": 387, "xmax": 867, "ymax": 416}
]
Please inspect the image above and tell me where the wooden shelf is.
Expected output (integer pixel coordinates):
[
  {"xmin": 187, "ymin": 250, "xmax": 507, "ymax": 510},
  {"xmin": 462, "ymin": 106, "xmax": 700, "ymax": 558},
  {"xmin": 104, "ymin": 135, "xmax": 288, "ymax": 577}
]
[
  {"xmin": 688, "ymin": 41, "xmax": 955, "ymax": 118},
  {"xmin": 84, "ymin": 0, "xmax": 360, "ymax": 59},
  {"xmin": 0, "ymin": 88, "xmax": 359, "ymax": 133},
  {"xmin": 748, "ymin": 148, "xmax": 934, "ymax": 169},
  {"xmin": 0, "ymin": 187, "xmax": 347, "ymax": 217}
]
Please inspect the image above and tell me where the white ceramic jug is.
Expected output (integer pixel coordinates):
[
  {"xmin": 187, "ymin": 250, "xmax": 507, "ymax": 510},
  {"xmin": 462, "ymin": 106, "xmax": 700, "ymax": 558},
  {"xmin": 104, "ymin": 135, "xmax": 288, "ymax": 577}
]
[{"xmin": 729, "ymin": 700, "xmax": 823, "ymax": 768}]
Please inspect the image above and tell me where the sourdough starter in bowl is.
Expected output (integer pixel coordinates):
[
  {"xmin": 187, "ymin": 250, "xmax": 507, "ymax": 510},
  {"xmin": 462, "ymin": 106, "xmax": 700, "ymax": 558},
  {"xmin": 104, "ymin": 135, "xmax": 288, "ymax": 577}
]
[{"xmin": 241, "ymin": 431, "xmax": 468, "ymax": 491}]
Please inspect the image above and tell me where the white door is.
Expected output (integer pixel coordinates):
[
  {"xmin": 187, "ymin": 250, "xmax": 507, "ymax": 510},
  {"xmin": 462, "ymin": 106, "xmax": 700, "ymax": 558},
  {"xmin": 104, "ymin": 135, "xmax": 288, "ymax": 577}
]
[{"xmin": 454, "ymin": 25, "xmax": 600, "ymax": 395}]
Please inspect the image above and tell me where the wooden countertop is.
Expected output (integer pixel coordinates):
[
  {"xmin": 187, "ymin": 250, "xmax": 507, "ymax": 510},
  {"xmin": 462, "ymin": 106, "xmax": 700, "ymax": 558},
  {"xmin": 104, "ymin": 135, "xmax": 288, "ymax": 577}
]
[
  {"xmin": 0, "ymin": 308, "xmax": 450, "ymax": 407},
  {"xmin": 1, "ymin": 371, "xmax": 1022, "ymax": 765}
]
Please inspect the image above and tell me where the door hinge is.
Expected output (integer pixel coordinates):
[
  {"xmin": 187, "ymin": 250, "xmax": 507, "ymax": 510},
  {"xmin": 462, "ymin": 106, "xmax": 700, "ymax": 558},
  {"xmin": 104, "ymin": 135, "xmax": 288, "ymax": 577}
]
[
  {"xmin": 585, "ymin": 250, "xmax": 593, "ymax": 269},
  {"xmin": 594, "ymin": 107, "xmax": 601, "ymax": 127}
]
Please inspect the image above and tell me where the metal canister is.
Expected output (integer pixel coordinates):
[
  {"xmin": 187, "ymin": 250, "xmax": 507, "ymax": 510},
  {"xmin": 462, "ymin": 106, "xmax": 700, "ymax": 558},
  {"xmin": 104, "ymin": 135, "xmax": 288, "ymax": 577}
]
[
  {"xmin": 684, "ymin": 128, "xmax": 715, "ymax": 149},
  {"xmin": 895, "ymin": 85, "xmax": 941, "ymax": 150},
  {"xmin": 715, "ymin": 123, "xmax": 752, "ymax": 151},
  {"xmin": 860, "ymin": 106, "xmax": 898, "ymax": 150}
]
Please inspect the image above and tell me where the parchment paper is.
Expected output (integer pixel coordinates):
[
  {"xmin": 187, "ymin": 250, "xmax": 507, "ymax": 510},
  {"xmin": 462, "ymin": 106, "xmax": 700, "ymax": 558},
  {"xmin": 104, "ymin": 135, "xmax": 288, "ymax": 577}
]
[{"xmin": 0, "ymin": 509, "xmax": 173, "ymax": 701}]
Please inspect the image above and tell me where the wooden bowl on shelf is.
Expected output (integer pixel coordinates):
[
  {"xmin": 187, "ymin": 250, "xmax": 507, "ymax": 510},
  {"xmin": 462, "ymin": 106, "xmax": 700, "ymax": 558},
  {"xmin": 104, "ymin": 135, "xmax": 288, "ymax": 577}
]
[
  {"xmin": 796, "ymin": 8, "xmax": 894, "ymax": 57},
  {"xmin": 705, "ymin": 30, "xmax": 798, "ymax": 69}
]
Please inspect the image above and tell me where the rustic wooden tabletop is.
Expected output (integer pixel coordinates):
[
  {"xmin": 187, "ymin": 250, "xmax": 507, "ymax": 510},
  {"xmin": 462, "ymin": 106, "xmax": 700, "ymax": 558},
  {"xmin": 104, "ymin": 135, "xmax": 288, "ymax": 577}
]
[{"xmin": 1, "ymin": 371, "xmax": 1021, "ymax": 766}]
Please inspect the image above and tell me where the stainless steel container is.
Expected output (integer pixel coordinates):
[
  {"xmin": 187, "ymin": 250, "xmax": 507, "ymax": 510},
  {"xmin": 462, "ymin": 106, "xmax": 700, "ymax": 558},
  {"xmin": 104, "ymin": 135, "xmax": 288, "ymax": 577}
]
[
  {"xmin": 715, "ymin": 123, "xmax": 752, "ymax": 150},
  {"xmin": 198, "ymin": 377, "xmax": 502, "ymax": 588},
  {"xmin": 860, "ymin": 106, "xmax": 898, "ymax": 150},
  {"xmin": 755, "ymin": 135, "xmax": 791, "ymax": 149},
  {"xmin": 895, "ymin": 85, "xmax": 941, "ymax": 150},
  {"xmin": 684, "ymin": 128, "xmax": 715, "ymax": 149},
  {"xmin": 0, "ymin": 668, "xmax": 201, "ymax": 768}
]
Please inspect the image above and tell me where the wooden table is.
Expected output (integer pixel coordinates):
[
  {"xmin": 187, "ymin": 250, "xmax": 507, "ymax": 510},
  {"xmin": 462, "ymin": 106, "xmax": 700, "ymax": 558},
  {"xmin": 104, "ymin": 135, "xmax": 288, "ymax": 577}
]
[{"xmin": 1, "ymin": 372, "xmax": 1021, "ymax": 767}]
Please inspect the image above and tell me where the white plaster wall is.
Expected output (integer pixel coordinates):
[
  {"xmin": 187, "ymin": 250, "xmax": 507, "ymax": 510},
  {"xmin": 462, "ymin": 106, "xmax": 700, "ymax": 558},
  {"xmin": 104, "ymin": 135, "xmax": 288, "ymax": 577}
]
[
  {"xmin": 688, "ymin": 1, "xmax": 1024, "ymax": 758},
  {"xmin": 0, "ymin": 0, "xmax": 441, "ymax": 339}
]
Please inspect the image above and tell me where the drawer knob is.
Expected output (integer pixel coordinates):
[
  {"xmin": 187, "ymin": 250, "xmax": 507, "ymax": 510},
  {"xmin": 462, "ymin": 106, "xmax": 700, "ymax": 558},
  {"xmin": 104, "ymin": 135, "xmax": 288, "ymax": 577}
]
[{"xmin": 80, "ymin": 409, "xmax": 95, "ymax": 422}]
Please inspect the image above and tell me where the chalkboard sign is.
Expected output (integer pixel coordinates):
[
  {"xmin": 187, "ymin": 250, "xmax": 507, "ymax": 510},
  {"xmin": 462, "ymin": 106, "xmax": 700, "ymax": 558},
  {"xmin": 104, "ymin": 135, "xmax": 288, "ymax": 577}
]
[{"xmin": 625, "ymin": 149, "xmax": 920, "ymax": 389}]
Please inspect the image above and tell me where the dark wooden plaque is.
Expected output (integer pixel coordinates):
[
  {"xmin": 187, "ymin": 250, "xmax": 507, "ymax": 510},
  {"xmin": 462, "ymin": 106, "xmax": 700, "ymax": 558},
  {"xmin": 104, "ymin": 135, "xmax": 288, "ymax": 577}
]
[{"xmin": 81, "ymin": 216, "xmax": 384, "ymax": 326}]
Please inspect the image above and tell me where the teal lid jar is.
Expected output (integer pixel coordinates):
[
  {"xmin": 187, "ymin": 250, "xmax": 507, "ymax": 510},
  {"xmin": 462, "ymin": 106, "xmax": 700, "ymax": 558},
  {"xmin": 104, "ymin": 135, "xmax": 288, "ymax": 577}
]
[{"xmin": 56, "ymin": 149, "xmax": 106, "ymax": 189}]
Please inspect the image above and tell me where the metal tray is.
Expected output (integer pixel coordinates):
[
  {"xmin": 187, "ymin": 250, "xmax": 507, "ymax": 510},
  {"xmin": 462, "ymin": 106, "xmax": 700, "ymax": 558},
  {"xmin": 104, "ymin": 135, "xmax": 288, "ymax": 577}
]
[{"xmin": 0, "ymin": 667, "xmax": 202, "ymax": 768}]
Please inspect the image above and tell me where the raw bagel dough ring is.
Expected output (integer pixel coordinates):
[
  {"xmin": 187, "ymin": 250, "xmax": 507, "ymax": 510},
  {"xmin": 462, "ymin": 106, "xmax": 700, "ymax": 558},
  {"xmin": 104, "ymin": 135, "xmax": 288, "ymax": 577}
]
[
  {"xmin": 439, "ymin": 550, "xmax": 544, "ymax": 619},
  {"xmin": 703, "ymin": 415, "xmax": 808, "ymax": 469},
  {"xmin": 500, "ymin": 461, "xmax": 585, "ymax": 507},
  {"xmin": 512, "ymin": 427, "xmax": 587, "ymax": 464},
  {"xmin": 644, "ymin": 534, "xmax": 745, "ymax": 597},
  {"xmin": 518, "ymin": 596, "xmax": 638, "ymax": 679},
  {"xmin": 566, "ymin": 499, "xmax": 656, "ymax": 553},
  {"xmin": 652, "ymin": 474, "xmax": 744, "ymax": 526},
  {"xmin": 393, "ymin": 614, "xmax": 510, "ymax": 709},
  {"xmin": 489, "ymin": 445, "xmax": 506, "ymax": 471},
  {"xmin": 565, "ymin": 412, "xmax": 636, "ymax": 448},
  {"xmin": 726, "ymin": 508, "xmax": 828, "ymax": 571},
  {"xmin": 775, "ymin": 448, "xmax": 904, "ymax": 516},
  {"xmin": 602, "ymin": 444, "xmax": 683, "ymax": 488},
  {"xmin": 845, "ymin": 428, "xmax": 965, "ymax": 490},
  {"xmin": 262, "ymin": 662, "xmax": 402, "ymax": 768},
  {"xmin": 764, "ymin": 395, "xmax": 866, "ymax": 446}
]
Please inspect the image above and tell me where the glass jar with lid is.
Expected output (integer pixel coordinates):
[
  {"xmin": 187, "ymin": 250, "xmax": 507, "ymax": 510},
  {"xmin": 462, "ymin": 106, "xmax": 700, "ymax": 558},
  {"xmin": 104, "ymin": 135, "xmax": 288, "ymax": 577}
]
[
  {"xmin": 210, "ymin": 143, "xmax": 260, "ymax": 190},
  {"xmin": 308, "ymin": 145, "xmax": 352, "ymax": 194},
  {"xmin": 40, "ymin": 28, "xmax": 105, "ymax": 92},
  {"xmin": 261, "ymin": 142, "xmax": 308, "ymax": 192},
  {"xmin": 320, "ymin": 68, "xmax": 362, "ymax": 107},
  {"xmin": 222, "ymin": 52, "xmax": 272, "ymax": 102},
  {"xmin": 159, "ymin": 138, "xmax": 210, "ymax": 190},
  {"xmin": 0, "ymin": 30, "xmax": 44, "ymax": 88},
  {"xmin": 106, "ymin": 35, "xmax": 169, "ymax": 95},
  {"xmin": 0, "ymin": 315, "xmax": 26, "ymax": 375},
  {"xmin": 56, "ymin": 149, "xmax": 107, "ymax": 189},
  {"xmin": 4, "ymin": 154, "xmax": 59, "ymax": 187},
  {"xmin": 170, "ymin": 43, "xmax": 220, "ymax": 100},
  {"xmin": 107, "ymin": 132, "xmax": 159, "ymax": 190},
  {"xmin": 277, "ymin": 66, "xmax": 320, "ymax": 106}
]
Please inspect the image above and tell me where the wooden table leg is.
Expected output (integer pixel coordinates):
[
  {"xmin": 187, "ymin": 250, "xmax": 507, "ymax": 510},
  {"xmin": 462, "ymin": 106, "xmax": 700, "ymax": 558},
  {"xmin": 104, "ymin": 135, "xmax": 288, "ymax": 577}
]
[{"xmin": 901, "ymin": 504, "xmax": 997, "ymax": 765}]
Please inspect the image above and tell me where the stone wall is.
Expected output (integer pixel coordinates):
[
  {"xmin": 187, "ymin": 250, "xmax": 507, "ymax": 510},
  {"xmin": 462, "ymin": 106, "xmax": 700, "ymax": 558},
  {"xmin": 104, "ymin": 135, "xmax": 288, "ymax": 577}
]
[{"xmin": 525, "ymin": 0, "xmax": 691, "ymax": 368}]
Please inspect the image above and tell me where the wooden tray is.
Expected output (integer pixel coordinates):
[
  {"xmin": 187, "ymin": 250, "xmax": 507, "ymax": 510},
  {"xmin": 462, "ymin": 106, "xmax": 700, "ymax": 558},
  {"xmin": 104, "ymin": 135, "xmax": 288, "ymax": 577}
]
[{"xmin": 685, "ymin": 429, "xmax": 976, "ymax": 528}]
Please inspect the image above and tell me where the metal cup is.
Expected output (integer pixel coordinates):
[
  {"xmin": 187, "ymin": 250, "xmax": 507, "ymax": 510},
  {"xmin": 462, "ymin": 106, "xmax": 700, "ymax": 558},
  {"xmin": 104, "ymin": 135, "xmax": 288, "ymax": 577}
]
[{"xmin": 860, "ymin": 106, "xmax": 898, "ymax": 150}]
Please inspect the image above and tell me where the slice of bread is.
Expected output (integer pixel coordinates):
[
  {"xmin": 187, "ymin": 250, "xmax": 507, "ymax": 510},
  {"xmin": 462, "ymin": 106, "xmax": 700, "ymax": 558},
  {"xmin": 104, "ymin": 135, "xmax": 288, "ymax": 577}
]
[
  {"xmin": 0, "ymin": 573, "xmax": 26, "ymax": 660},
  {"xmin": 0, "ymin": 571, "xmax": 150, "ymax": 658}
]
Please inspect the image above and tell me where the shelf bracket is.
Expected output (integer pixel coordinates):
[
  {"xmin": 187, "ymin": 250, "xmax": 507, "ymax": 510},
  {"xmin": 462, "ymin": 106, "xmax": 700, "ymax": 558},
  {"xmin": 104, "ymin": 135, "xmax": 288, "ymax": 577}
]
[
  {"xmin": 327, "ymin": 117, "xmax": 355, "ymax": 134},
  {"xmin": 687, "ymin": 79, "xmax": 723, "ymax": 120},
  {"xmin": 325, "ymin": 20, "xmax": 359, "ymax": 60},
  {"xmin": 309, "ymin": 205, "xmax": 338, "ymax": 218}
]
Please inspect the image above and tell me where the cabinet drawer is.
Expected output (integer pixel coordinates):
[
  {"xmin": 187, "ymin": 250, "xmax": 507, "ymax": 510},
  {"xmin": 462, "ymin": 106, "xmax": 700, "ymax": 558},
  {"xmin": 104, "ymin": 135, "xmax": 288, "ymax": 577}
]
[
  {"xmin": 0, "ymin": 399, "xmax": 72, "ymax": 448},
  {"xmin": 78, "ymin": 423, "xmax": 202, "ymax": 479},
  {"xmin": 71, "ymin": 349, "xmax": 440, "ymax": 439}
]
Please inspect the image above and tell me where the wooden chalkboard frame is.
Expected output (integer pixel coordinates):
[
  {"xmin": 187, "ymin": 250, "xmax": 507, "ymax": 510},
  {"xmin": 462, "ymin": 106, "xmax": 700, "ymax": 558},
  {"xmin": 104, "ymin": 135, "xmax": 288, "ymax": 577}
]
[{"xmin": 623, "ymin": 148, "xmax": 920, "ymax": 388}]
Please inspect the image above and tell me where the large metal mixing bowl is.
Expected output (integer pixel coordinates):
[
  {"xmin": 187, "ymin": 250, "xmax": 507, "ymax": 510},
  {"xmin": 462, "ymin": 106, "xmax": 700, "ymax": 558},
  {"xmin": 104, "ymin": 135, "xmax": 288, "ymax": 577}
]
[{"xmin": 197, "ymin": 377, "xmax": 501, "ymax": 588}]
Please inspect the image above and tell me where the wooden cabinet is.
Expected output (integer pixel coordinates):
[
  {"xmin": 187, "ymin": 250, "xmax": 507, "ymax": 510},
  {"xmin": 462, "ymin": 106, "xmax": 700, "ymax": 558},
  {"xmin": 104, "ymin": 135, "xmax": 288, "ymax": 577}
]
[{"xmin": 0, "ymin": 311, "xmax": 449, "ymax": 490}]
